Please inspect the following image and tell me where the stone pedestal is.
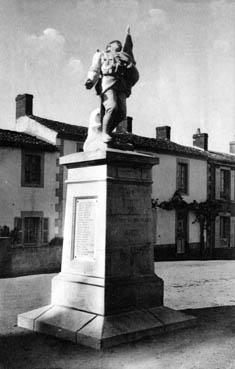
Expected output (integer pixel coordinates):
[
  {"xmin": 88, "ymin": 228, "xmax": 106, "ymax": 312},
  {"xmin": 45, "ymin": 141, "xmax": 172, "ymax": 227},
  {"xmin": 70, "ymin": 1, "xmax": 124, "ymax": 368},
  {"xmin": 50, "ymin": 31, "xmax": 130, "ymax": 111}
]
[{"xmin": 18, "ymin": 149, "xmax": 195, "ymax": 349}]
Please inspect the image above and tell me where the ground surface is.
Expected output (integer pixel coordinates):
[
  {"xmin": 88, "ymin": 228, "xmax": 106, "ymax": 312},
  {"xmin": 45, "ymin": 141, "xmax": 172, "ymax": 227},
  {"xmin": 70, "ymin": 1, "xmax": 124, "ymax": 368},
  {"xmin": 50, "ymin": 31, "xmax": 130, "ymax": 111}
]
[{"xmin": 1, "ymin": 260, "xmax": 235, "ymax": 368}]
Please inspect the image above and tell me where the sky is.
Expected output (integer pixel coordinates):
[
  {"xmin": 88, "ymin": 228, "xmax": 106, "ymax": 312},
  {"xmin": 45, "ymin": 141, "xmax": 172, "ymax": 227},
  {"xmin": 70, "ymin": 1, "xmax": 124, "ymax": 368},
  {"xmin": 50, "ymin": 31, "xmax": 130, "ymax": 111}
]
[{"xmin": 1, "ymin": 0, "xmax": 235, "ymax": 153}]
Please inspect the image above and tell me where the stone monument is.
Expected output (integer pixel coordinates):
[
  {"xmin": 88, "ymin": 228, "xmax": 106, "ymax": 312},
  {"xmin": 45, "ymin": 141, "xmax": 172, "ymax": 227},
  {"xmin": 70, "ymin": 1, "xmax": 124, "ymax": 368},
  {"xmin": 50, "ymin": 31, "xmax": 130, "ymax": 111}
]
[
  {"xmin": 18, "ymin": 29, "xmax": 196, "ymax": 349},
  {"xmin": 18, "ymin": 147, "xmax": 195, "ymax": 349}
]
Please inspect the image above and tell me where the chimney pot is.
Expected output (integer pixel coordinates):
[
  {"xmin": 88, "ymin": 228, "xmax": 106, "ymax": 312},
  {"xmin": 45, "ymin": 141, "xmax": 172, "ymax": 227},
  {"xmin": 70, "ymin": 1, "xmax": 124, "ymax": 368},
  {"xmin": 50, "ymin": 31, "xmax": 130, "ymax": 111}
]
[
  {"xmin": 193, "ymin": 129, "xmax": 208, "ymax": 151},
  {"xmin": 116, "ymin": 116, "xmax": 132, "ymax": 133},
  {"xmin": 15, "ymin": 94, "xmax": 33, "ymax": 119},
  {"xmin": 229, "ymin": 141, "xmax": 235, "ymax": 154},
  {"xmin": 156, "ymin": 126, "xmax": 171, "ymax": 140}
]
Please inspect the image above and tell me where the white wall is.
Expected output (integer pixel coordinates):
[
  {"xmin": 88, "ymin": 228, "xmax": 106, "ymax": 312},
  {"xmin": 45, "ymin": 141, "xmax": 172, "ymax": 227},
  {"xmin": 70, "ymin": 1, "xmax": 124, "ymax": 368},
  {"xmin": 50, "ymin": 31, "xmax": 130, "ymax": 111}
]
[
  {"xmin": 16, "ymin": 117, "xmax": 57, "ymax": 145},
  {"xmin": 155, "ymin": 208, "xmax": 175, "ymax": 245},
  {"xmin": 152, "ymin": 154, "xmax": 177, "ymax": 201},
  {"xmin": 187, "ymin": 157, "xmax": 207, "ymax": 202},
  {"xmin": 0, "ymin": 147, "xmax": 58, "ymax": 241},
  {"xmin": 188, "ymin": 211, "xmax": 200, "ymax": 243}
]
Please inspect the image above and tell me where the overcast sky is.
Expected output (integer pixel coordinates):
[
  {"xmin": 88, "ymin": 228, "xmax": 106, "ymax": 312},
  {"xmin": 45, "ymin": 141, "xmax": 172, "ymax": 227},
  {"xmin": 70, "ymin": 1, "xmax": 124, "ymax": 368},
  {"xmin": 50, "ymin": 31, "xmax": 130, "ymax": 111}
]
[{"xmin": 1, "ymin": 0, "xmax": 235, "ymax": 152}]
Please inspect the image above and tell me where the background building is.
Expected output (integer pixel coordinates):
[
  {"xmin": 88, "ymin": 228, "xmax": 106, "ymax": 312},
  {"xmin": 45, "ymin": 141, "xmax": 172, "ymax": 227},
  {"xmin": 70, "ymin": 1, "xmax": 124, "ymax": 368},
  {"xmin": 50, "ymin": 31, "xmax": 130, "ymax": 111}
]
[
  {"xmin": 2, "ymin": 93, "xmax": 235, "ymax": 277},
  {"xmin": 0, "ymin": 127, "xmax": 61, "ymax": 276}
]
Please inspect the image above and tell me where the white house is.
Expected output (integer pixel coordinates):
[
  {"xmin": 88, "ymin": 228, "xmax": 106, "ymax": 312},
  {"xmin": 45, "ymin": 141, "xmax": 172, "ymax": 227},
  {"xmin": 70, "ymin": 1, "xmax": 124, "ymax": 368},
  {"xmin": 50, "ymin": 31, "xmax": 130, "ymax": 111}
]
[
  {"xmin": 15, "ymin": 94, "xmax": 88, "ymax": 238},
  {"xmin": 14, "ymin": 94, "xmax": 209, "ymax": 261},
  {"xmin": 0, "ymin": 127, "xmax": 62, "ymax": 275},
  {"xmin": 12, "ymin": 93, "xmax": 235, "ymax": 263},
  {"xmin": 117, "ymin": 126, "xmax": 208, "ymax": 259}
]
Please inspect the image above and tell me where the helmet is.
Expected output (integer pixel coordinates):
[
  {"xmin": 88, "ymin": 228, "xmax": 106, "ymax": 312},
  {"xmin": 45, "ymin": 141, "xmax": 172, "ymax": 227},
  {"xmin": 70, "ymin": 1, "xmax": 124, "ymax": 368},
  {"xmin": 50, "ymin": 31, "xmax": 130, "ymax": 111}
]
[{"xmin": 106, "ymin": 40, "xmax": 122, "ymax": 52}]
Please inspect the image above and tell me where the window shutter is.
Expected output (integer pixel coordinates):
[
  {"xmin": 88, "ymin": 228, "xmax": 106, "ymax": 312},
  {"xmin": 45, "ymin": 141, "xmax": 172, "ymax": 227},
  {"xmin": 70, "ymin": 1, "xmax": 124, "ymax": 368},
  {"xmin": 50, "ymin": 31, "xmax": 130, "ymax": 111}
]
[
  {"xmin": 214, "ymin": 216, "xmax": 220, "ymax": 248},
  {"xmin": 42, "ymin": 218, "xmax": 49, "ymax": 244},
  {"xmin": 231, "ymin": 171, "xmax": 235, "ymax": 201},
  {"xmin": 215, "ymin": 168, "xmax": 220, "ymax": 200},
  {"xmin": 230, "ymin": 217, "xmax": 235, "ymax": 247},
  {"xmin": 14, "ymin": 217, "xmax": 22, "ymax": 245}
]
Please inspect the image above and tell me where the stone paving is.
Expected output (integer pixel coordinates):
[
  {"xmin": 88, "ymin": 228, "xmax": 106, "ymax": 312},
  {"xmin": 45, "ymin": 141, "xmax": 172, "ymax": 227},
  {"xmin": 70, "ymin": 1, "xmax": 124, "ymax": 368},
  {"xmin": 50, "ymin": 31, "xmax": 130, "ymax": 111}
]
[{"xmin": 0, "ymin": 260, "xmax": 235, "ymax": 368}]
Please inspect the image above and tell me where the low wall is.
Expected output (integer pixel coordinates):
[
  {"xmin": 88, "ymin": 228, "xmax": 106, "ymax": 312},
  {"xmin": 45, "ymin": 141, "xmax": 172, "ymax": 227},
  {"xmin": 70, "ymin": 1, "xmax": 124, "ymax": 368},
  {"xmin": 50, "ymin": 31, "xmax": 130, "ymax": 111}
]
[
  {"xmin": 0, "ymin": 238, "xmax": 11, "ymax": 276},
  {"xmin": 0, "ymin": 238, "xmax": 62, "ymax": 277},
  {"xmin": 154, "ymin": 243, "xmax": 235, "ymax": 261},
  {"xmin": 154, "ymin": 242, "xmax": 201, "ymax": 261},
  {"xmin": 212, "ymin": 248, "xmax": 235, "ymax": 260}
]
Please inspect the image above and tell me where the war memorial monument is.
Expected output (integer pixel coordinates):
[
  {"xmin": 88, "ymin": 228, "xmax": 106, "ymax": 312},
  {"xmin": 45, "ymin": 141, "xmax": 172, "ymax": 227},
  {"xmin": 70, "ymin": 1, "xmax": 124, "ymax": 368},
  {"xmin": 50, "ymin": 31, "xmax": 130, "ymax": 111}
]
[{"xmin": 18, "ymin": 28, "xmax": 195, "ymax": 350}]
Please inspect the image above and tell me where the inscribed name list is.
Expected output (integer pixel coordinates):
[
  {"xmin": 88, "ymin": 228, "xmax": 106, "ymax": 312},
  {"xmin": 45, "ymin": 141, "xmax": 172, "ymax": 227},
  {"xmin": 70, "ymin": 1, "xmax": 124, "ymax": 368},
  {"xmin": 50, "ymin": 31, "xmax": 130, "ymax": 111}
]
[{"xmin": 74, "ymin": 197, "xmax": 97, "ymax": 259}]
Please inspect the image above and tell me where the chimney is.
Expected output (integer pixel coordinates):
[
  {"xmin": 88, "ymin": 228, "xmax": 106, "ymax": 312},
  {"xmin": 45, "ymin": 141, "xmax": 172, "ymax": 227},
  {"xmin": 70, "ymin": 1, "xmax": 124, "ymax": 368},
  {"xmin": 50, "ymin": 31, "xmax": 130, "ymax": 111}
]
[
  {"xmin": 193, "ymin": 128, "xmax": 208, "ymax": 151},
  {"xmin": 156, "ymin": 126, "xmax": 171, "ymax": 140},
  {"xmin": 15, "ymin": 94, "xmax": 33, "ymax": 119},
  {"xmin": 116, "ymin": 116, "xmax": 133, "ymax": 133},
  {"xmin": 230, "ymin": 140, "xmax": 235, "ymax": 154}
]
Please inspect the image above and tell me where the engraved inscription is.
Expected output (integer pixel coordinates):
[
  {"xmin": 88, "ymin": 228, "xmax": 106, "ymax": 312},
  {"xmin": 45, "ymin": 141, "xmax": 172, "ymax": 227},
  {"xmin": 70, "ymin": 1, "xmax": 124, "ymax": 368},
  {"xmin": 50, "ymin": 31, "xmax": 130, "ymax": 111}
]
[{"xmin": 73, "ymin": 197, "xmax": 97, "ymax": 260}]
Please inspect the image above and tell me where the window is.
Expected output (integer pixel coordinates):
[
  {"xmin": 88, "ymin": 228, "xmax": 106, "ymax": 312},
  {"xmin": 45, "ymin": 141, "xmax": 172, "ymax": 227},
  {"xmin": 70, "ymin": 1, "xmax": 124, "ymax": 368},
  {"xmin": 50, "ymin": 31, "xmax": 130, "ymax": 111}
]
[
  {"xmin": 220, "ymin": 169, "xmax": 230, "ymax": 200},
  {"xmin": 24, "ymin": 217, "xmax": 40, "ymax": 244},
  {"xmin": 14, "ymin": 214, "xmax": 49, "ymax": 246},
  {"xmin": 220, "ymin": 216, "xmax": 230, "ymax": 246},
  {"xmin": 177, "ymin": 161, "xmax": 189, "ymax": 195},
  {"xmin": 21, "ymin": 151, "xmax": 44, "ymax": 187}
]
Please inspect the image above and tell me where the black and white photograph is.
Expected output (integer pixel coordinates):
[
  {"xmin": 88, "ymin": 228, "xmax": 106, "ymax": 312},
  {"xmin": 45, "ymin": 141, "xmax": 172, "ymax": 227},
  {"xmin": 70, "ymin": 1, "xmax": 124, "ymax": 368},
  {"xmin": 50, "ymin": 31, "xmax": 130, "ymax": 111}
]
[{"xmin": 1, "ymin": 0, "xmax": 235, "ymax": 368}]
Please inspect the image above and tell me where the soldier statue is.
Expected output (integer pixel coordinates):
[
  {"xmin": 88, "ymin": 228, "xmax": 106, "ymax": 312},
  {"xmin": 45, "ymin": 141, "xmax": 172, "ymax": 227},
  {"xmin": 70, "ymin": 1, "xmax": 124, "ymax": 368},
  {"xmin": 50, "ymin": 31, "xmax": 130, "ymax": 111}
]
[{"xmin": 84, "ymin": 27, "xmax": 139, "ymax": 151}]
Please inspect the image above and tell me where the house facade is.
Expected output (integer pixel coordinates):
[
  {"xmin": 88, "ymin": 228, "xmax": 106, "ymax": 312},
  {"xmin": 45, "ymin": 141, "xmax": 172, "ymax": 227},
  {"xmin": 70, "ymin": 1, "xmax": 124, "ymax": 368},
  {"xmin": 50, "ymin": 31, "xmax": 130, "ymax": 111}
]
[
  {"xmin": 0, "ymin": 94, "xmax": 89, "ymax": 276},
  {"xmin": 0, "ymin": 128, "xmax": 62, "ymax": 276},
  {"xmin": 206, "ymin": 151, "xmax": 235, "ymax": 258},
  {"xmin": 152, "ymin": 153, "xmax": 208, "ymax": 260},
  {"xmin": 126, "ymin": 126, "xmax": 235, "ymax": 261},
  {"xmin": 15, "ymin": 94, "xmax": 88, "ymax": 238},
  {"xmin": 4, "ymin": 92, "xmax": 235, "ymax": 270},
  {"xmin": 118, "ymin": 126, "xmax": 208, "ymax": 260}
]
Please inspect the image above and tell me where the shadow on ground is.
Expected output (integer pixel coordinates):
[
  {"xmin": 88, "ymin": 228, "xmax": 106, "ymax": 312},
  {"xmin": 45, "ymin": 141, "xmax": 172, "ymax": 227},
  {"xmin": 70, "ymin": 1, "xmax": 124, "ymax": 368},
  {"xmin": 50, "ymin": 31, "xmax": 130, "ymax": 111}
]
[{"xmin": 1, "ymin": 306, "xmax": 235, "ymax": 369}]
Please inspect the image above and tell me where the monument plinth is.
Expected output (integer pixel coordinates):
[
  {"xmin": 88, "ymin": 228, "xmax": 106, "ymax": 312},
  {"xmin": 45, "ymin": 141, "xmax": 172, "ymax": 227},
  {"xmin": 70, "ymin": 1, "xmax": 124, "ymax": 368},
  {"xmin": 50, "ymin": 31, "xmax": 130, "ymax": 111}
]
[{"xmin": 18, "ymin": 148, "xmax": 196, "ymax": 350}]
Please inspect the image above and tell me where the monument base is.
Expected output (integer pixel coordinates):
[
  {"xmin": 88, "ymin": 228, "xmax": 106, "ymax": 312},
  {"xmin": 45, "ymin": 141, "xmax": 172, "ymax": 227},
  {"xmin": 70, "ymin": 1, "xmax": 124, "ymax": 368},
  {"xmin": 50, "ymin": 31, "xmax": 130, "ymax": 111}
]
[
  {"xmin": 18, "ymin": 148, "xmax": 196, "ymax": 350},
  {"xmin": 18, "ymin": 305, "xmax": 196, "ymax": 350}
]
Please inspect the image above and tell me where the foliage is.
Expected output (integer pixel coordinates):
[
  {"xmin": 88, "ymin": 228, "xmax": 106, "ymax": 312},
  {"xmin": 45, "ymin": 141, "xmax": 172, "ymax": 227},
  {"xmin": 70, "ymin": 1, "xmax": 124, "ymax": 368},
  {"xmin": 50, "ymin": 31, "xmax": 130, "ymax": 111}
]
[
  {"xmin": 0, "ymin": 225, "xmax": 20, "ymax": 244},
  {"xmin": 0, "ymin": 225, "xmax": 10, "ymax": 237},
  {"xmin": 152, "ymin": 190, "xmax": 222, "ymax": 228},
  {"xmin": 152, "ymin": 190, "xmax": 223, "ymax": 257},
  {"xmin": 153, "ymin": 190, "xmax": 188, "ymax": 211},
  {"xmin": 49, "ymin": 237, "xmax": 63, "ymax": 246}
]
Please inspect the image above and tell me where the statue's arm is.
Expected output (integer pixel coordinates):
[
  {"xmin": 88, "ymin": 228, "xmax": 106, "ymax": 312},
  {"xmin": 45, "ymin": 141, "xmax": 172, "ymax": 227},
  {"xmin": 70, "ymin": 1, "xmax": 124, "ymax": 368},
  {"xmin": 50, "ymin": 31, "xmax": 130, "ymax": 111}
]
[{"xmin": 85, "ymin": 51, "xmax": 102, "ymax": 89}]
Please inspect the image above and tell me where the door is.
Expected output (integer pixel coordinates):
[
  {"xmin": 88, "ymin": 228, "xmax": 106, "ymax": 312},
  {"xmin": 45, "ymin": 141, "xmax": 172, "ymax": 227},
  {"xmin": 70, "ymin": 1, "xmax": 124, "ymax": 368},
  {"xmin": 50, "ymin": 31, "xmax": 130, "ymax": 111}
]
[{"xmin": 176, "ymin": 211, "xmax": 188, "ymax": 255}]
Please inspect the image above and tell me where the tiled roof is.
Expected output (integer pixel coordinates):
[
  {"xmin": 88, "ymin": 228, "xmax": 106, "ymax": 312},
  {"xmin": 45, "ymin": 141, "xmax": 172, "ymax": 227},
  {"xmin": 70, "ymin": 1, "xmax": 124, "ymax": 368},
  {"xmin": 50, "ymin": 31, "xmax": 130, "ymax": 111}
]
[
  {"xmin": 30, "ymin": 115, "xmax": 206, "ymax": 158},
  {"xmin": 0, "ymin": 129, "xmax": 57, "ymax": 151},
  {"xmin": 114, "ymin": 132, "xmax": 208, "ymax": 159},
  {"xmin": 29, "ymin": 115, "xmax": 88, "ymax": 141},
  {"xmin": 28, "ymin": 114, "xmax": 231, "ymax": 160},
  {"xmin": 208, "ymin": 150, "xmax": 235, "ymax": 165}
]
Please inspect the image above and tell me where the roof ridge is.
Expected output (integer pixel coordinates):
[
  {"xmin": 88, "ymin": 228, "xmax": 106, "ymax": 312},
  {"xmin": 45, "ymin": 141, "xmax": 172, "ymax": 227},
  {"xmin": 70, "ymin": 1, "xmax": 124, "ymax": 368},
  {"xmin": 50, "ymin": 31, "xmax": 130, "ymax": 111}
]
[
  {"xmin": 0, "ymin": 128, "xmax": 58, "ymax": 151},
  {"xmin": 29, "ymin": 114, "xmax": 88, "ymax": 130},
  {"xmin": 114, "ymin": 132, "xmax": 208, "ymax": 158}
]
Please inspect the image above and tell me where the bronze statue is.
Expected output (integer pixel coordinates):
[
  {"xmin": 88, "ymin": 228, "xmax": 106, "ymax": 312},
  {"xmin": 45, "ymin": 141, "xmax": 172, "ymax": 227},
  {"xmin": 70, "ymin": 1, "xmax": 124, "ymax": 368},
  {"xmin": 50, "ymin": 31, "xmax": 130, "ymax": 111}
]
[{"xmin": 84, "ymin": 27, "xmax": 139, "ymax": 151}]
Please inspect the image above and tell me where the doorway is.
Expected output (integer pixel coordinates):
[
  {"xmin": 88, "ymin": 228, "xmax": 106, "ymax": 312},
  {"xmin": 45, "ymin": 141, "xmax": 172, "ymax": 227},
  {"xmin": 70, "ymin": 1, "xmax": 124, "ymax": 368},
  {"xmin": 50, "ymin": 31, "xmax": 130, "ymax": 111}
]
[{"xmin": 176, "ymin": 211, "xmax": 188, "ymax": 255}]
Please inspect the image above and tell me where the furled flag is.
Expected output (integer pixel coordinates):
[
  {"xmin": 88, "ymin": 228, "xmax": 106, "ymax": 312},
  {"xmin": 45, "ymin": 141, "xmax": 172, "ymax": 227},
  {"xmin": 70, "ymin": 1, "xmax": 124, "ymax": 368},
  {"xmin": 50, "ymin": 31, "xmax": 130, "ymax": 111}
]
[{"xmin": 123, "ymin": 25, "xmax": 136, "ymax": 65}]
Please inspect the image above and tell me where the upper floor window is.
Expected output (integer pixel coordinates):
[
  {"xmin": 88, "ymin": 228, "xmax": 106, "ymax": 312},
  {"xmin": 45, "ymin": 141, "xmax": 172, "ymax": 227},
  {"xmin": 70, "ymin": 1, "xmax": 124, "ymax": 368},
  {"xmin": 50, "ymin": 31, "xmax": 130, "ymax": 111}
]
[
  {"xmin": 176, "ymin": 160, "xmax": 189, "ymax": 195},
  {"xmin": 21, "ymin": 151, "xmax": 44, "ymax": 187},
  {"xmin": 220, "ymin": 169, "xmax": 230, "ymax": 200}
]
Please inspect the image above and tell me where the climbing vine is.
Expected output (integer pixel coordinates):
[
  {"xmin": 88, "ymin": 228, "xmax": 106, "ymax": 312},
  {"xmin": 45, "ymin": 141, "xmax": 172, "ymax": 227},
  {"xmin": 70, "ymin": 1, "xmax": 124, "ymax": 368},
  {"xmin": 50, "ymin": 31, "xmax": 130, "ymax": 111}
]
[{"xmin": 152, "ymin": 190, "xmax": 222, "ymax": 256}]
